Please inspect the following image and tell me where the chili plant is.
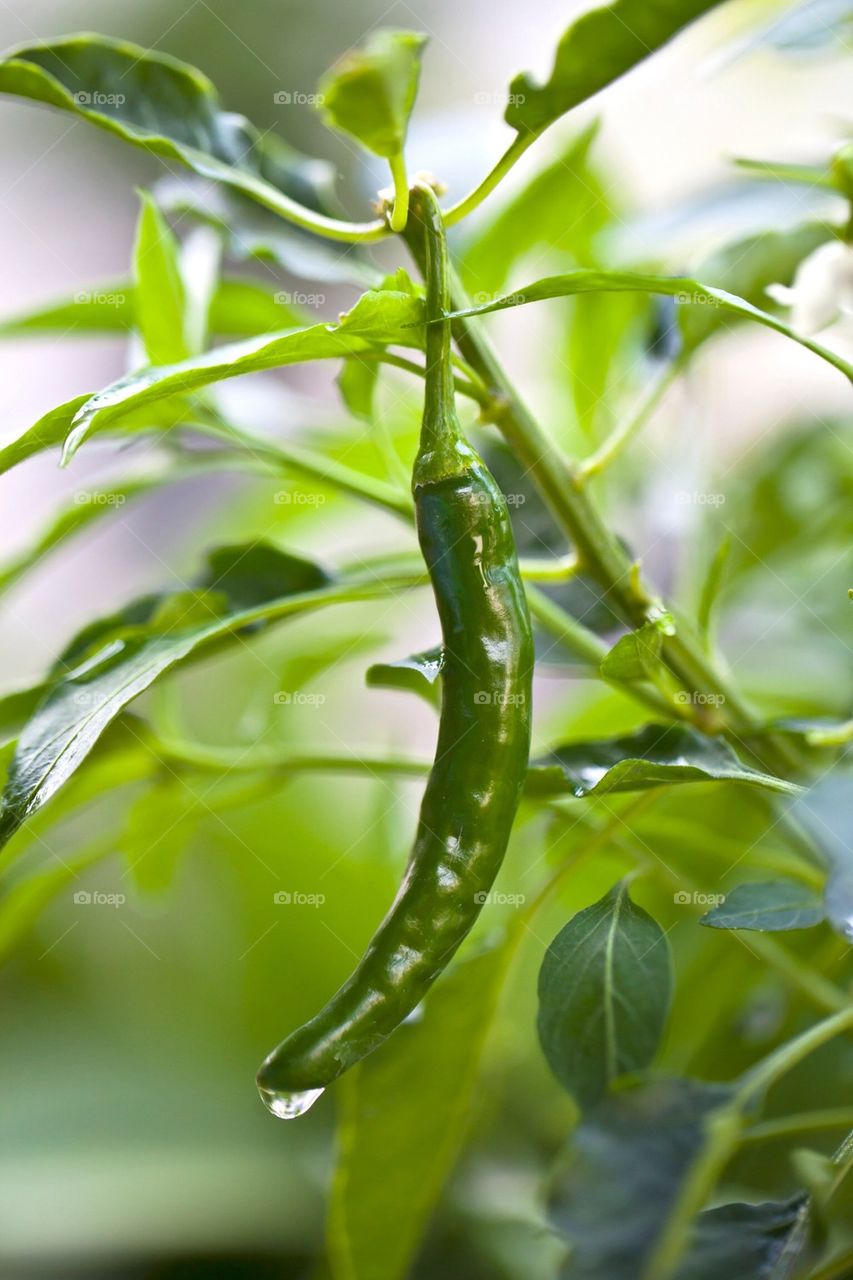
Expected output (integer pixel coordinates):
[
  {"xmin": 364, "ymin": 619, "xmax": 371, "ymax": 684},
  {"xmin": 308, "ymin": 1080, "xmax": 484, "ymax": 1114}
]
[{"xmin": 0, "ymin": 4, "xmax": 850, "ymax": 1279}]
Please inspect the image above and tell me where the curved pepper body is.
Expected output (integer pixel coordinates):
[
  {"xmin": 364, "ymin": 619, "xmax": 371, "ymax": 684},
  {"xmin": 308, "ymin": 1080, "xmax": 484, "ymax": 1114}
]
[{"xmin": 256, "ymin": 183, "xmax": 532, "ymax": 1100}]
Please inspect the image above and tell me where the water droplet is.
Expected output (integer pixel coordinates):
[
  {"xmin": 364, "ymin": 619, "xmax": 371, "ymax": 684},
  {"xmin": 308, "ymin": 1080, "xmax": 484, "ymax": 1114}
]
[{"xmin": 257, "ymin": 1084, "xmax": 324, "ymax": 1120}]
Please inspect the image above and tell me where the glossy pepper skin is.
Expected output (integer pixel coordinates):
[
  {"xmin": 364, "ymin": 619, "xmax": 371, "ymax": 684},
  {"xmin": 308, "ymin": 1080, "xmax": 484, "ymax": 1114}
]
[{"xmin": 256, "ymin": 185, "xmax": 533, "ymax": 1098}]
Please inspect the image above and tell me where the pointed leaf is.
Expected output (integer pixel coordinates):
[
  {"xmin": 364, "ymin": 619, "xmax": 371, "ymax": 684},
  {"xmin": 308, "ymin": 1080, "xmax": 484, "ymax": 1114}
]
[
  {"xmin": 700, "ymin": 881, "xmax": 825, "ymax": 932},
  {"xmin": 505, "ymin": 1, "xmax": 727, "ymax": 136},
  {"xmin": 537, "ymin": 882, "xmax": 672, "ymax": 1107},
  {"xmin": 366, "ymin": 646, "xmax": 444, "ymax": 708},
  {"xmin": 0, "ymin": 35, "xmax": 337, "ymax": 227},
  {"xmin": 318, "ymin": 29, "xmax": 426, "ymax": 159},
  {"xmin": 600, "ymin": 621, "xmax": 667, "ymax": 682},
  {"xmin": 528, "ymin": 724, "xmax": 800, "ymax": 798},
  {"xmin": 438, "ymin": 269, "xmax": 853, "ymax": 385},
  {"xmin": 133, "ymin": 190, "xmax": 189, "ymax": 364},
  {"xmin": 673, "ymin": 1197, "xmax": 809, "ymax": 1280},
  {"xmin": 62, "ymin": 285, "xmax": 424, "ymax": 460},
  {"xmin": 0, "ymin": 545, "xmax": 368, "ymax": 847}
]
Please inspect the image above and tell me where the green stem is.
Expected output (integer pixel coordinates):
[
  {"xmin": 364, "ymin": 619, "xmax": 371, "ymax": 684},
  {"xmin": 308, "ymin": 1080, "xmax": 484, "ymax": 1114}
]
[
  {"xmin": 742, "ymin": 1108, "xmax": 853, "ymax": 1144},
  {"xmin": 155, "ymin": 738, "xmax": 431, "ymax": 779},
  {"xmin": 443, "ymin": 133, "xmax": 539, "ymax": 226},
  {"xmin": 520, "ymin": 554, "xmax": 581, "ymax": 582},
  {"xmin": 388, "ymin": 152, "xmax": 410, "ymax": 233},
  {"xmin": 241, "ymin": 180, "xmax": 388, "ymax": 243},
  {"xmin": 737, "ymin": 1006, "xmax": 853, "ymax": 1106},
  {"xmin": 580, "ymin": 361, "xmax": 682, "ymax": 479}
]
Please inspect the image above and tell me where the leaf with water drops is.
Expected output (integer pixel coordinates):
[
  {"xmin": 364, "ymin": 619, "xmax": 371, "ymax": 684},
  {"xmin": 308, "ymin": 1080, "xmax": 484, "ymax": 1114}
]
[
  {"xmin": 366, "ymin": 646, "xmax": 444, "ymax": 709},
  {"xmin": 527, "ymin": 724, "xmax": 799, "ymax": 798},
  {"xmin": 537, "ymin": 881, "xmax": 671, "ymax": 1107},
  {"xmin": 700, "ymin": 880, "xmax": 825, "ymax": 932}
]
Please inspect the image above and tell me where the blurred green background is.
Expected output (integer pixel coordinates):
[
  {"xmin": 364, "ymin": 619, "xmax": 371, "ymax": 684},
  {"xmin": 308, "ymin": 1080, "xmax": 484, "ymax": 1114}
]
[{"xmin": 0, "ymin": 1, "xmax": 850, "ymax": 1277}]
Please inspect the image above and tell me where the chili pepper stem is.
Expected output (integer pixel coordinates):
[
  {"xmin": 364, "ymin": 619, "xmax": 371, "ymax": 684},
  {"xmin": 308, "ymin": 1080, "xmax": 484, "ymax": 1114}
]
[{"xmin": 388, "ymin": 152, "xmax": 410, "ymax": 232}]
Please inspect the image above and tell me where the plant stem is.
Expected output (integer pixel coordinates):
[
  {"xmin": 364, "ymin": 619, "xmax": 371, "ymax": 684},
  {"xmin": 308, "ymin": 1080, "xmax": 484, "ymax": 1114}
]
[
  {"xmin": 401, "ymin": 220, "xmax": 802, "ymax": 775},
  {"xmin": 443, "ymin": 132, "xmax": 539, "ymax": 226},
  {"xmin": 737, "ymin": 1006, "xmax": 853, "ymax": 1106},
  {"xmin": 388, "ymin": 152, "xmax": 410, "ymax": 232},
  {"xmin": 580, "ymin": 361, "xmax": 681, "ymax": 480},
  {"xmin": 155, "ymin": 738, "xmax": 431, "ymax": 778},
  {"xmin": 742, "ymin": 1108, "xmax": 853, "ymax": 1144}
]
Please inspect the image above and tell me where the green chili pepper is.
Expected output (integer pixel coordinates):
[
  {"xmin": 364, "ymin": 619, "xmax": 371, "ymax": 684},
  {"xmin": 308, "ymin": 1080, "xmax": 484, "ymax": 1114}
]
[{"xmin": 256, "ymin": 184, "xmax": 533, "ymax": 1118}]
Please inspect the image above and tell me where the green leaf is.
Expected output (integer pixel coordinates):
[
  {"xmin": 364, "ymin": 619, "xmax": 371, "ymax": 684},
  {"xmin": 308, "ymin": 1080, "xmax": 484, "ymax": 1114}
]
[
  {"xmin": 696, "ymin": 534, "xmax": 731, "ymax": 646},
  {"xmin": 700, "ymin": 881, "xmax": 826, "ymax": 932},
  {"xmin": 0, "ymin": 277, "xmax": 308, "ymax": 339},
  {"xmin": 528, "ymin": 724, "xmax": 799, "ymax": 798},
  {"xmin": 438, "ymin": 269, "xmax": 853, "ymax": 384},
  {"xmin": 61, "ymin": 284, "xmax": 424, "ymax": 461},
  {"xmin": 318, "ymin": 29, "xmax": 426, "ymax": 160},
  {"xmin": 548, "ymin": 1078, "xmax": 733, "ymax": 1280},
  {"xmin": 537, "ymin": 882, "xmax": 671, "ymax": 1107},
  {"xmin": 366, "ymin": 646, "xmax": 444, "ymax": 708},
  {"xmin": 792, "ymin": 774, "xmax": 853, "ymax": 942},
  {"xmin": 0, "ymin": 393, "xmax": 198, "ymax": 479},
  {"xmin": 600, "ymin": 620, "xmax": 670, "ymax": 682},
  {"xmin": 0, "ymin": 34, "xmax": 338, "ymax": 230},
  {"xmin": 505, "ymin": 0, "xmax": 726, "ymax": 136},
  {"xmin": 328, "ymin": 944, "xmax": 509, "ymax": 1280},
  {"xmin": 672, "ymin": 1197, "xmax": 809, "ymax": 1280},
  {"xmin": 680, "ymin": 222, "xmax": 836, "ymax": 349},
  {"xmin": 0, "ymin": 544, "xmax": 373, "ymax": 848},
  {"xmin": 337, "ymin": 358, "xmax": 379, "ymax": 422},
  {"xmin": 133, "ymin": 190, "xmax": 189, "ymax": 364}
]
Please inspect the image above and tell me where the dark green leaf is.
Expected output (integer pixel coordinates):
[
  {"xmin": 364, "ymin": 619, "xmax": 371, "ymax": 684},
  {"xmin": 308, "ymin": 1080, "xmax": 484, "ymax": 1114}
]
[
  {"xmin": 366, "ymin": 646, "xmax": 444, "ymax": 709},
  {"xmin": 438, "ymin": 269, "xmax": 853, "ymax": 384},
  {"xmin": 505, "ymin": 0, "xmax": 726, "ymax": 136},
  {"xmin": 548, "ymin": 1078, "xmax": 732, "ymax": 1280},
  {"xmin": 0, "ymin": 544, "xmax": 348, "ymax": 846},
  {"xmin": 328, "ymin": 945, "xmax": 509, "ymax": 1280},
  {"xmin": 318, "ymin": 29, "xmax": 426, "ymax": 160},
  {"xmin": 537, "ymin": 882, "xmax": 671, "ymax": 1107},
  {"xmin": 528, "ymin": 724, "xmax": 798, "ymax": 798},
  {"xmin": 700, "ymin": 881, "xmax": 825, "ymax": 932},
  {"xmin": 0, "ymin": 35, "xmax": 335, "ymax": 227},
  {"xmin": 673, "ymin": 1197, "xmax": 809, "ymax": 1280}
]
